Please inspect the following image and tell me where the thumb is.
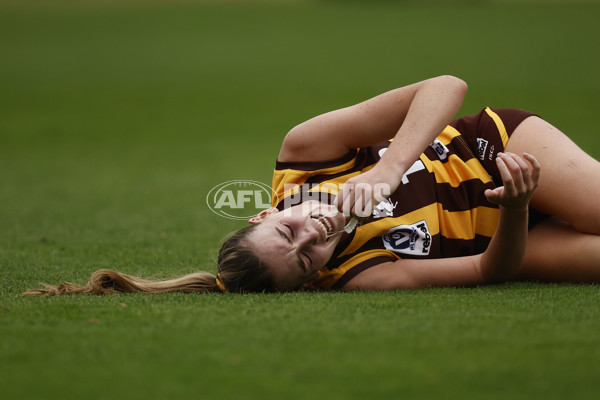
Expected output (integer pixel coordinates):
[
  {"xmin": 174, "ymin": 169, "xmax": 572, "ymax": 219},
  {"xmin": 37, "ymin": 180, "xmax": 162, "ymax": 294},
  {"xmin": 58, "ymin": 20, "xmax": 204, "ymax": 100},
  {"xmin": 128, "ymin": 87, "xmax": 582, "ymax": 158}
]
[{"xmin": 484, "ymin": 187, "xmax": 503, "ymax": 205}]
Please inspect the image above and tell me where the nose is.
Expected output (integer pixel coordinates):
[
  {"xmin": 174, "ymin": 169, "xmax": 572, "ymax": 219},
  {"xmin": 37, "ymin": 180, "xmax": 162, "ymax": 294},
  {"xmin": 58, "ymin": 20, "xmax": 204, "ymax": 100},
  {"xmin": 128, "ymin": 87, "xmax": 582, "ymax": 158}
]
[{"xmin": 296, "ymin": 220, "xmax": 321, "ymax": 247}]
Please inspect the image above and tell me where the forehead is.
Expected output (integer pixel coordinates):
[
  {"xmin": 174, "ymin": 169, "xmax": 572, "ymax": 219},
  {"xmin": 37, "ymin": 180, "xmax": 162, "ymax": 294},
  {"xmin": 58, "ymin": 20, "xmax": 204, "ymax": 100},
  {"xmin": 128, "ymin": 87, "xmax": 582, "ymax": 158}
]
[
  {"xmin": 247, "ymin": 220, "xmax": 302, "ymax": 287},
  {"xmin": 249, "ymin": 220, "xmax": 293, "ymax": 263},
  {"xmin": 250, "ymin": 220, "xmax": 288, "ymax": 254}
]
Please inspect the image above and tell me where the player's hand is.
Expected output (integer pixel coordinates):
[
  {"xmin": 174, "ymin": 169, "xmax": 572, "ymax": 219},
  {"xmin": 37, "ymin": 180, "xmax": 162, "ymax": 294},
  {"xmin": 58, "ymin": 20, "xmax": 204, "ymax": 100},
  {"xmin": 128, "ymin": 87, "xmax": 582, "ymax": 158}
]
[
  {"xmin": 484, "ymin": 152, "xmax": 541, "ymax": 209},
  {"xmin": 334, "ymin": 164, "xmax": 401, "ymax": 218}
]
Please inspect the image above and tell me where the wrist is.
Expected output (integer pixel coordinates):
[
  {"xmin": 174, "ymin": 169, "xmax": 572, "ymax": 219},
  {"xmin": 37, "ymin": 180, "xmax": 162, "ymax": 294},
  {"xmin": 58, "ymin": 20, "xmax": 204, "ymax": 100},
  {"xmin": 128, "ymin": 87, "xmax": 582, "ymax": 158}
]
[
  {"xmin": 374, "ymin": 156, "xmax": 408, "ymax": 177},
  {"xmin": 499, "ymin": 205, "xmax": 529, "ymax": 215}
]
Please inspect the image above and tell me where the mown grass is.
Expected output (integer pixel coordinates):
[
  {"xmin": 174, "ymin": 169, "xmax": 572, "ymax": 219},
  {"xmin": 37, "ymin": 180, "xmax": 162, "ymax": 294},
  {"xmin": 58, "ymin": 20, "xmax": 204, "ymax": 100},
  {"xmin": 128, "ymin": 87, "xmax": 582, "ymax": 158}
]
[
  {"xmin": 3, "ymin": 285, "xmax": 600, "ymax": 399},
  {"xmin": 1, "ymin": 1, "xmax": 600, "ymax": 399}
]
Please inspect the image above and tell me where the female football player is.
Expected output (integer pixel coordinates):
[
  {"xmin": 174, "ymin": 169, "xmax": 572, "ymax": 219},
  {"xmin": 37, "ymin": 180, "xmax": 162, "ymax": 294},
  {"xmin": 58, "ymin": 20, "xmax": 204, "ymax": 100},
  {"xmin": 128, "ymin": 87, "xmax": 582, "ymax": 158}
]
[{"xmin": 24, "ymin": 76, "xmax": 600, "ymax": 295}]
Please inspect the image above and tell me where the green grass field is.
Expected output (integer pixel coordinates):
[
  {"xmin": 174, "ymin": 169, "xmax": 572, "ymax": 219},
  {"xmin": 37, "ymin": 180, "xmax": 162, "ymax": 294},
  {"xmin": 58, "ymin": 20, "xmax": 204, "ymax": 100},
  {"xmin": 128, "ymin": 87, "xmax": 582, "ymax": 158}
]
[{"xmin": 1, "ymin": 1, "xmax": 600, "ymax": 399}]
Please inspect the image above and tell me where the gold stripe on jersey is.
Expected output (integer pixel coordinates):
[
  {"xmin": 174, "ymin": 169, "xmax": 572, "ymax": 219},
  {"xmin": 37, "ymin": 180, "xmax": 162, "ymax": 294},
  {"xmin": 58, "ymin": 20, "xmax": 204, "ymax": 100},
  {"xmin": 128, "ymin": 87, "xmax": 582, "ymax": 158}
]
[
  {"xmin": 339, "ymin": 203, "xmax": 499, "ymax": 258},
  {"xmin": 485, "ymin": 107, "xmax": 509, "ymax": 146},
  {"xmin": 271, "ymin": 156, "xmax": 360, "ymax": 206},
  {"xmin": 339, "ymin": 203, "xmax": 441, "ymax": 257},
  {"xmin": 437, "ymin": 125, "xmax": 462, "ymax": 144},
  {"xmin": 272, "ymin": 170, "xmax": 361, "ymax": 207},
  {"xmin": 437, "ymin": 205, "xmax": 499, "ymax": 239},
  {"xmin": 422, "ymin": 155, "xmax": 493, "ymax": 187},
  {"xmin": 315, "ymin": 249, "xmax": 401, "ymax": 289}
]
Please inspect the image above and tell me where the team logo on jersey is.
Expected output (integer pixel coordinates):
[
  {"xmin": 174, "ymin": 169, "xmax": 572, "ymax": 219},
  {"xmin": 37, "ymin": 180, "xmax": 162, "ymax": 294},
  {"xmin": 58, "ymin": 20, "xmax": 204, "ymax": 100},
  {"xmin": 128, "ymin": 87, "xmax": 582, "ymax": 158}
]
[
  {"xmin": 372, "ymin": 198, "xmax": 398, "ymax": 219},
  {"xmin": 476, "ymin": 138, "xmax": 489, "ymax": 161},
  {"xmin": 429, "ymin": 139, "xmax": 449, "ymax": 161},
  {"xmin": 382, "ymin": 220, "xmax": 431, "ymax": 256}
]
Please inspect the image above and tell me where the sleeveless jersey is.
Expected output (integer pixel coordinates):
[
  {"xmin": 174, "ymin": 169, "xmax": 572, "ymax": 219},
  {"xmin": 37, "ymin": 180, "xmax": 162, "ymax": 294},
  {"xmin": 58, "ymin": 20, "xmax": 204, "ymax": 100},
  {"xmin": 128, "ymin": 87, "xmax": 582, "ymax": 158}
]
[{"xmin": 271, "ymin": 107, "xmax": 536, "ymax": 289}]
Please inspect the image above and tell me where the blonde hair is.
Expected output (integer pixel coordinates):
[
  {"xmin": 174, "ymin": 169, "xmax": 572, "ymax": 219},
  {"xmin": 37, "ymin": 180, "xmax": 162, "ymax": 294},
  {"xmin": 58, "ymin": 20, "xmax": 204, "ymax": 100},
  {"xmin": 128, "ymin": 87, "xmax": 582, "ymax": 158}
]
[
  {"xmin": 23, "ymin": 224, "xmax": 277, "ymax": 296},
  {"xmin": 22, "ymin": 269, "xmax": 219, "ymax": 296}
]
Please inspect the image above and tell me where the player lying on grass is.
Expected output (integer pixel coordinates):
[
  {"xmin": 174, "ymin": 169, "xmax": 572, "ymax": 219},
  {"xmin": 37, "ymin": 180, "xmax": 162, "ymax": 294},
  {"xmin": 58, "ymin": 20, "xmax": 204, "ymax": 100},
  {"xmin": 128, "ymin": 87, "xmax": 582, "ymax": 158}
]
[{"xmin": 24, "ymin": 76, "xmax": 600, "ymax": 295}]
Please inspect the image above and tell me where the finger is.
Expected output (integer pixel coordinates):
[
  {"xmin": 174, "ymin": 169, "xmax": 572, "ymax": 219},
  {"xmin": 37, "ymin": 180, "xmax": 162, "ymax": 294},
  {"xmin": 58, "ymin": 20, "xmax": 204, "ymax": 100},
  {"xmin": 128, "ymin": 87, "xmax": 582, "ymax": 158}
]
[
  {"xmin": 351, "ymin": 185, "xmax": 363, "ymax": 217},
  {"xmin": 508, "ymin": 152, "xmax": 533, "ymax": 189},
  {"xmin": 501, "ymin": 153, "xmax": 526, "ymax": 194},
  {"xmin": 341, "ymin": 192, "xmax": 354, "ymax": 217},
  {"xmin": 353, "ymin": 185, "xmax": 374, "ymax": 218},
  {"xmin": 522, "ymin": 152, "xmax": 541, "ymax": 186},
  {"xmin": 337, "ymin": 183, "xmax": 355, "ymax": 217},
  {"xmin": 357, "ymin": 193, "xmax": 374, "ymax": 218},
  {"xmin": 334, "ymin": 184, "xmax": 348, "ymax": 210},
  {"xmin": 496, "ymin": 155, "xmax": 516, "ymax": 197},
  {"xmin": 336, "ymin": 181, "xmax": 355, "ymax": 211},
  {"xmin": 356, "ymin": 183, "xmax": 374, "ymax": 218}
]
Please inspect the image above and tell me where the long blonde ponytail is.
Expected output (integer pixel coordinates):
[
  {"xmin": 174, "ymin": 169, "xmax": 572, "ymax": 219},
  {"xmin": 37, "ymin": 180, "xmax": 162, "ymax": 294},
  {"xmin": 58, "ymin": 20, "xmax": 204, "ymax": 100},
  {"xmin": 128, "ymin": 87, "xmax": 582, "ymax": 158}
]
[
  {"xmin": 24, "ymin": 223, "xmax": 277, "ymax": 296},
  {"xmin": 22, "ymin": 269, "xmax": 220, "ymax": 296}
]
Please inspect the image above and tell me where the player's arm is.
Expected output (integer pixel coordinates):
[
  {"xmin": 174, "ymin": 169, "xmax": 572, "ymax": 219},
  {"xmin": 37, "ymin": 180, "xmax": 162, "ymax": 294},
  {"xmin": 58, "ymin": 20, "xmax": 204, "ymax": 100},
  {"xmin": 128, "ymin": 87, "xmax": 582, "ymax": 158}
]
[
  {"xmin": 279, "ymin": 75, "xmax": 468, "ymax": 217},
  {"xmin": 341, "ymin": 152, "xmax": 541, "ymax": 290},
  {"xmin": 278, "ymin": 75, "xmax": 468, "ymax": 171}
]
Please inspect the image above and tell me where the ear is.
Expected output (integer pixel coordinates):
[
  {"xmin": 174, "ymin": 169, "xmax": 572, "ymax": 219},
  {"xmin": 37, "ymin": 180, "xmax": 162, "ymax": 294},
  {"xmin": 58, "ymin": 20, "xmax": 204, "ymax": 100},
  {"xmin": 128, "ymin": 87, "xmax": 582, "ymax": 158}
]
[{"xmin": 249, "ymin": 207, "xmax": 279, "ymax": 224}]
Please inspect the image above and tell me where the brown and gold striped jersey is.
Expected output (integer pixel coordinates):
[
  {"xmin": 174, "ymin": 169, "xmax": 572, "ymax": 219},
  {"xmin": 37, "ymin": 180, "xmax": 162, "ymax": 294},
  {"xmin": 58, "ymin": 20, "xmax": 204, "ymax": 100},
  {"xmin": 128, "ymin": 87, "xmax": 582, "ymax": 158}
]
[{"xmin": 271, "ymin": 108, "xmax": 536, "ymax": 289}]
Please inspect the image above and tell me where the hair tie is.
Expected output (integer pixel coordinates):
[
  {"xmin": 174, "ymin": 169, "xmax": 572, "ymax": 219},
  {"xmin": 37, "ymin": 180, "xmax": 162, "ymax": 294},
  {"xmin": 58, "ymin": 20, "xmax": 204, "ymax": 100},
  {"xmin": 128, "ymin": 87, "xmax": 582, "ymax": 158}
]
[{"xmin": 215, "ymin": 273, "xmax": 228, "ymax": 293}]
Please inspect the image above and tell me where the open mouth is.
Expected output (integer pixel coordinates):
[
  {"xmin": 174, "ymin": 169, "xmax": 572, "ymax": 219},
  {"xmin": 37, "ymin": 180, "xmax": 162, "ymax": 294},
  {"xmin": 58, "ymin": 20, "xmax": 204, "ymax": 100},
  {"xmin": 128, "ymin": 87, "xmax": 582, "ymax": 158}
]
[{"xmin": 311, "ymin": 214, "xmax": 334, "ymax": 240}]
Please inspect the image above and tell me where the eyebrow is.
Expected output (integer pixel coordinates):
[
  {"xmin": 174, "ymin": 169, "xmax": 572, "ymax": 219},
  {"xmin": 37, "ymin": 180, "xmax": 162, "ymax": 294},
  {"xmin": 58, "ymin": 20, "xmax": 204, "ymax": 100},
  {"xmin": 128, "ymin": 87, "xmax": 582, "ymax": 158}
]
[{"xmin": 275, "ymin": 226, "xmax": 307, "ymax": 273}]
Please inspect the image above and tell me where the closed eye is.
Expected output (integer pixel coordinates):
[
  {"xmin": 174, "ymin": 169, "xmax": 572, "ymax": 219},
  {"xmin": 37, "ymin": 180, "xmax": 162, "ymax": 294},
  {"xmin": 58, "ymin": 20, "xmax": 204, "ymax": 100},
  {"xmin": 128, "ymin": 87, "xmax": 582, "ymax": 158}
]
[
  {"xmin": 276, "ymin": 227, "xmax": 292, "ymax": 245},
  {"xmin": 284, "ymin": 224, "xmax": 295, "ymax": 238},
  {"xmin": 303, "ymin": 252, "xmax": 313, "ymax": 267},
  {"xmin": 278, "ymin": 224, "xmax": 310, "ymax": 273}
]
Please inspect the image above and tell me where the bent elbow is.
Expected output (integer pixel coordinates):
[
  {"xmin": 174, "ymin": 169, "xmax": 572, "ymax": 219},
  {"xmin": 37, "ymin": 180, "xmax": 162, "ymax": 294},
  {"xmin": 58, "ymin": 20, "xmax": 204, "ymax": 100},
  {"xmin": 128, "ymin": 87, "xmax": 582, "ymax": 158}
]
[
  {"xmin": 445, "ymin": 75, "xmax": 468, "ymax": 93},
  {"xmin": 281, "ymin": 125, "xmax": 314, "ymax": 154},
  {"xmin": 433, "ymin": 75, "xmax": 468, "ymax": 96}
]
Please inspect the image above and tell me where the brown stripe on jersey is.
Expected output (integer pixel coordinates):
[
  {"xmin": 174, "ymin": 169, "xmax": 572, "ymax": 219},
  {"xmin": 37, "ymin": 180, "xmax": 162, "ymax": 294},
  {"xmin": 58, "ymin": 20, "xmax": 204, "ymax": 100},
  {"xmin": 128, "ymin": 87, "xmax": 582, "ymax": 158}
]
[
  {"xmin": 331, "ymin": 256, "xmax": 397, "ymax": 290},
  {"xmin": 301, "ymin": 146, "xmax": 384, "ymax": 186},
  {"xmin": 425, "ymin": 134, "xmax": 479, "ymax": 164},
  {"xmin": 303, "ymin": 159, "xmax": 367, "ymax": 186},
  {"xmin": 273, "ymin": 146, "xmax": 386, "ymax": 211},
  {"xmin": 273, "ymin": 148, "xmax": 373, "ymax": 210},
  {"xmin": 364, "ymin": 141, "xmax": 392, "ymax": 165},
  {"xmin": 449, "ymin": 108, "xmax": 486, "ymax": 141},
  {"xmin": 440, "ymin": 235, "xmax": 492, "ymax": 257},
  {"xmin": 385, "ymin": 169, "xmax": 496, "ymax": 215},
  {"xmin": 324, "ymin": 232, "xmax": 493, "ymax": 290},
  {"xmin": 328, "ymin": 236, "xmax": 385, "ymax": 270},
  {"xmin": 336, "ymin": 204, "xmax": 498, "ymax": 261},
  {"xmin": 274, "ymin": 171, "xmax": 494, "ymax": 217},
  {"xmin": 450, "ymin": 108, "xmax": 536, "ymax": 153},
  {"xmin": 327, "ymin": 231, "xmax": 491, "ymax": 277},
  {"xmin": 330, "ymin": 230, "xmax": 356, "ymax": 260},
  {"xmin": 433, "ymin": 180, "xmax": 498, "ymax": 212},
  {"xmin": 330, "ymin": 233, "xmax": 442, "ymax": 270},
  {"xmin": 314, "ymin": 249, "xmax": 400, "ymax": 289},
  {"xmin": 424, "ymin": 146, "xmax": 449, "ymax": 163}
]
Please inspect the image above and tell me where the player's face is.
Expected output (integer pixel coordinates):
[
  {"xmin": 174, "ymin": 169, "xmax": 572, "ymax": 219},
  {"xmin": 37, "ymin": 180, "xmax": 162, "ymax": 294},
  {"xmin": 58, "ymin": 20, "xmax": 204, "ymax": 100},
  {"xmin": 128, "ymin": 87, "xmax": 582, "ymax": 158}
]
[{"xmin": 246, "ymin": 201, "xmax": 347, "ymax": 291}]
